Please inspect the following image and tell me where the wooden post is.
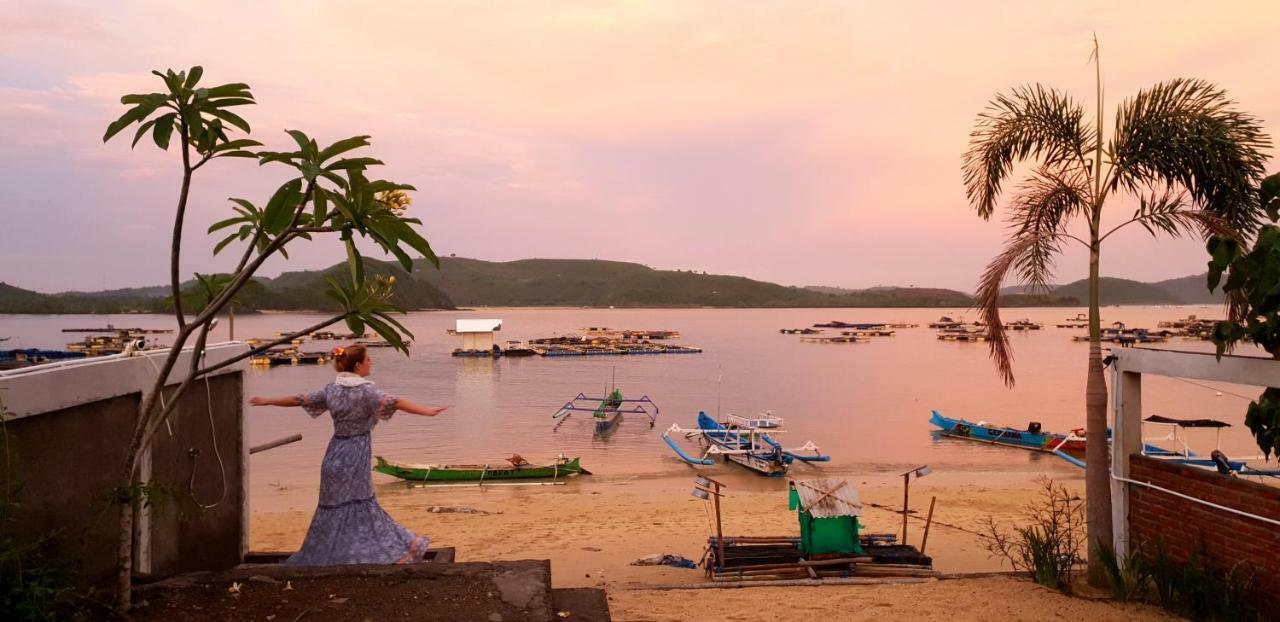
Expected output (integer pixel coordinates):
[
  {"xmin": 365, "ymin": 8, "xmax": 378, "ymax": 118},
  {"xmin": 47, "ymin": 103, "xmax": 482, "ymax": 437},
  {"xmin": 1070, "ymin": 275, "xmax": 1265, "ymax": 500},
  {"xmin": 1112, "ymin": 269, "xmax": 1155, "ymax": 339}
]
[
  {"xmin": 248, "ymin": 433, "xmax": 302, "ymax": 455},
  {"xmin": 920, "ymin": 496, "xmax": 937, "ymax": 555},
  {"xmin": 902, "ymin": 472, "xmax": 910, "ymax": 545},
  {"xmin": 714, "ymin": 480, "xmax": 725, "ymax": 572}
]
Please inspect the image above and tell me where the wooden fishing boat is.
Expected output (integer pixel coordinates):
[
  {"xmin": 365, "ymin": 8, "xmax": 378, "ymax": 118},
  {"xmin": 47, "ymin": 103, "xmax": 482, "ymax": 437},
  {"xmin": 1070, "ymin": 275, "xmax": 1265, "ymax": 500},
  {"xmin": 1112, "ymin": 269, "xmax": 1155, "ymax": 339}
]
[
  {"xmin": 663, "ymin": 412, "xmax": 828, "ymax": 477},
  {"xmin": 927, "ymin": 316, "xmax": 963, "ymax": 329},
  {"xmin": 935, "ymin": 326, "xmax": 990, "ymax": 341},
  {"xmin": 592, "ymin": 388, "xmax": 624, "ymax": 433},
  {"xmin": 374, "ymin": 455, "xmax": 590, "ymax": 481},
  {"xmin": 552, "ymin": 386, "xmax": 659, "ymax": 435},
  {"xmin": 929, "ymin": 410, "xmax": 1245, "ymax": 473},
  {"xmin": 929, "ymin": 410, "xmax": 1086, "ymax": 456}
]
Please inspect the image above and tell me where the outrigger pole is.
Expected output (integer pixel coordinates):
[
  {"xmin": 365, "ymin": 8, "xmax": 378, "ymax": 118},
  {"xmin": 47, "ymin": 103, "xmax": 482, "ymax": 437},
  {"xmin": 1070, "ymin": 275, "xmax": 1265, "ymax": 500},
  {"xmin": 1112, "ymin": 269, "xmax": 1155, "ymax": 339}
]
[{"xmin": 552, "ymin": 393, "xmax": 661, "ymax": 425}]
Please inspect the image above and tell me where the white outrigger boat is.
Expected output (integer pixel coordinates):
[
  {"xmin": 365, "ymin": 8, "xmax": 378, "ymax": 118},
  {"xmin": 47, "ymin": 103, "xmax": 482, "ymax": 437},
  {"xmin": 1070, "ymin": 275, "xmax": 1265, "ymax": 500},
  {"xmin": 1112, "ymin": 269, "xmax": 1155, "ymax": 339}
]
[{"xmin": 662, "ymin": 412, "xmax": 829, "ymax": 477}]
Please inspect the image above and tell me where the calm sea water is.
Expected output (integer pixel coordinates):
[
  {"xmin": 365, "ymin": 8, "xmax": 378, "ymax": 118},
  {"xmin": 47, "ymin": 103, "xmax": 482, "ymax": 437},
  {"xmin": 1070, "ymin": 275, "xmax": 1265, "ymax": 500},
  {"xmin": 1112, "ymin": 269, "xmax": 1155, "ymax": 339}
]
[{"xmin": 2, "ymin": 306, "xmax": 1266, "ymax": 510}]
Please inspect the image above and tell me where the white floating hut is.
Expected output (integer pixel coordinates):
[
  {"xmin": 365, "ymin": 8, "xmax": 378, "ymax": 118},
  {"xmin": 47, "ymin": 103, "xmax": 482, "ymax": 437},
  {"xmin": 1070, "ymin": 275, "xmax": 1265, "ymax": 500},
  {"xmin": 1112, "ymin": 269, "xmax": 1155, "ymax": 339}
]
[{"xmin": 454, "ymin": 319, "xmax": 502, "ymax": 351}]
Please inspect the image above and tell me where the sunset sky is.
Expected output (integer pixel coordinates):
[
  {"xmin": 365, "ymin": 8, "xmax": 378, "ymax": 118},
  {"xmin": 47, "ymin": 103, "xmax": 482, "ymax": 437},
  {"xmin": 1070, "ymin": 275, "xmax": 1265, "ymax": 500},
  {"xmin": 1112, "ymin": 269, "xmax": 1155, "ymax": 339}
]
[{"xmin": 2, "ymin": 1, "xmax": 1277, "ymax": 292}]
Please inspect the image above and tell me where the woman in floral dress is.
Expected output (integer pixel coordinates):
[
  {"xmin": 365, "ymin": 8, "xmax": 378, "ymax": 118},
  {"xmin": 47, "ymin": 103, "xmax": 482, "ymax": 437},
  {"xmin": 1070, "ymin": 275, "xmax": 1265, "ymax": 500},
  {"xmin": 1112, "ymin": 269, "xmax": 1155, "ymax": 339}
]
[{"xmin": 250, "ymin": 344, "xmax": 447, "ymax": 565}]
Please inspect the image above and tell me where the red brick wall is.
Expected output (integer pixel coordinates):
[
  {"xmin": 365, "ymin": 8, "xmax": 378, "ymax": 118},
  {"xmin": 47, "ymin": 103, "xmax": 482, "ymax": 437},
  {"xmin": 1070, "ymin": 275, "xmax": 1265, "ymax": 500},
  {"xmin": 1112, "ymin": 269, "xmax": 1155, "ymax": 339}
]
[{"xmin": 1128, "ymin": 454, "xmax": 1280, "ymax": 598}]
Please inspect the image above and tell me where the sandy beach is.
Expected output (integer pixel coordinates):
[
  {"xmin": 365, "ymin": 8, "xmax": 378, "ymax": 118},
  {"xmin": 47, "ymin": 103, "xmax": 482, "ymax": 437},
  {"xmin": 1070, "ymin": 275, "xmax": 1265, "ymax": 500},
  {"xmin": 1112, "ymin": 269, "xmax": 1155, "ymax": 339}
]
[{"xmin": 249, "ymin": 470, "xmax": 1176, "ymax": 620}]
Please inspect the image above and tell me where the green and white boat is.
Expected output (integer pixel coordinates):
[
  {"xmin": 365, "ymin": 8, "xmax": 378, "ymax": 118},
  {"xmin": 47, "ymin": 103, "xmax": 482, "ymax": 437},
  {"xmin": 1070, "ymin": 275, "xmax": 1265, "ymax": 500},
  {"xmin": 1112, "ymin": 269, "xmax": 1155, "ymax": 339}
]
[{"xmin": 374, "ymin": 455, "xmax": 590, "ymax": 481}]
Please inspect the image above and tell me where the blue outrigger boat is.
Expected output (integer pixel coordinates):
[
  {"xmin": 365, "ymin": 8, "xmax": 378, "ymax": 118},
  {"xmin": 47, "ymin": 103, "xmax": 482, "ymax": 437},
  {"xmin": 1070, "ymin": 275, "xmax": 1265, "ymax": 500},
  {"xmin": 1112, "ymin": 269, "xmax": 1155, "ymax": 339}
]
[
  {"xmin": 929, "ymin": 410, "xmax": 1087, "ymax": 456},
  {"xmin": 929, "ymin": 410, "xmax": 1247, "ymax": 473},
  {"xmin": 662, "ymin": 412, "xmax": 829, "ymax": 476}
]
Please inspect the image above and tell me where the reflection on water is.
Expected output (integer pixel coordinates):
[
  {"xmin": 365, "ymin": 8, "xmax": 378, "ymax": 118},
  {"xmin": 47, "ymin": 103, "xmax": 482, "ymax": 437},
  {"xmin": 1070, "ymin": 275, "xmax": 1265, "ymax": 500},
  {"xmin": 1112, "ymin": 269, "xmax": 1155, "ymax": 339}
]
[{"xmin": 2, "ymin": 305, "xmax": 1264, "ymax": 511}]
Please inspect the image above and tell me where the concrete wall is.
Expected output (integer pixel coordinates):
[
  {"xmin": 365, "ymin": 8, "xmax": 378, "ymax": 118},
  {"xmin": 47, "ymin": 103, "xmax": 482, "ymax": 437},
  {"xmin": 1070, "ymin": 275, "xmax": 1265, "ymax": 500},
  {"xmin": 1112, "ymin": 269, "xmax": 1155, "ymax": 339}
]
[
  {"xmin": 0, "ymin": 344, "xmax": 248, "ymax": 588},
  {"xmin": 3, "ymin": 392, "xmax": 140, "ymax": 588},
  {"xmin": 146, "ymin": 372, "xmax": 245, "ymax": 577},
  {"xmin": 1128, "ymin": 455, "xmax": 1280, "ymax": 603}
]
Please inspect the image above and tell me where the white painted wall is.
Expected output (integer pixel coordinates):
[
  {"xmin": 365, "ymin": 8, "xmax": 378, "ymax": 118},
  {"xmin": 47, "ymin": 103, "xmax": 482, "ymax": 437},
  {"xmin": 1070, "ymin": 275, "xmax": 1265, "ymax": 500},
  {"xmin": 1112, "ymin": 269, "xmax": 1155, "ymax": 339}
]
[{"xmin": 0, "ymin": 342, "xmax": 248, "ymax": 419}]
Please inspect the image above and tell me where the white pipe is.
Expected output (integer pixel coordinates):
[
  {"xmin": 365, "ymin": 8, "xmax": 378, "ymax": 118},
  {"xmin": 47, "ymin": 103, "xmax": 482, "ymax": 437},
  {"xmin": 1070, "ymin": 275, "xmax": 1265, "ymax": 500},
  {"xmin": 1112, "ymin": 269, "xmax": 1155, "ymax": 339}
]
[{"xmin": 1110, "ymin": 472, "xmax": 1280, "ymax": 527}]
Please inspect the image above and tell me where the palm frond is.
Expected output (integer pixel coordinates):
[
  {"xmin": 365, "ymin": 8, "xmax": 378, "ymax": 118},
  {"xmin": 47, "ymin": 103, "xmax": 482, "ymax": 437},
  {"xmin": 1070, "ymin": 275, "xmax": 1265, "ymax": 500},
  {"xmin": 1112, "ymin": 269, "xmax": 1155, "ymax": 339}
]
[
  {"xmin": 1112, "ymin": 188, "xmax": 1241, "ymax": 243},
  {"xmin": 1110, "ymin": 78, "xmax": 1270, "ymax": 232},
  {"xmin": 1009, "ymin": 165, "xmax": 1092, "ymax": 235},
  {"xmin": 963, "ymin": 84, "xmax": 1094, "ymax": 218},
  {"xmin": 1005, "ymin": 165, "xmax": 1090, "ymax": 292},
  {"xmin": 977, "ymin": 232, "xmax": 1065, "ymax": 386}
]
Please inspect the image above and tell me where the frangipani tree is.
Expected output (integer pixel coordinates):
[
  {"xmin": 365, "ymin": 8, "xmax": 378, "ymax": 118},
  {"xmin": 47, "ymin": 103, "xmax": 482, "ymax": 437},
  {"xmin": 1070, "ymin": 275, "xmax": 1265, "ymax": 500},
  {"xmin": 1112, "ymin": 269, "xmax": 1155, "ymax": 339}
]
[
  {"xmin": 962, "ymin": 40, "xmax": 1268, "ymax": 585},
  {"xmin": 103, "ymin": 67, "xmax": 438, "ymax": 610},
  {"xmin": 1206, "ymin": 173, "xmax": 1280, "ymax": 460}
]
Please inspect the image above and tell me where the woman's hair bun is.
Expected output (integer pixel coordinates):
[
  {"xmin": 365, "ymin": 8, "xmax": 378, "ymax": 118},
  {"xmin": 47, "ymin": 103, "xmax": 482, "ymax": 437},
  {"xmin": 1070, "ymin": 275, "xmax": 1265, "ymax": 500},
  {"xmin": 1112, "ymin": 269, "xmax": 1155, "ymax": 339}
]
[{"xmin": 333, "ymin": 343, "xmax": 368, "ymax": 373}]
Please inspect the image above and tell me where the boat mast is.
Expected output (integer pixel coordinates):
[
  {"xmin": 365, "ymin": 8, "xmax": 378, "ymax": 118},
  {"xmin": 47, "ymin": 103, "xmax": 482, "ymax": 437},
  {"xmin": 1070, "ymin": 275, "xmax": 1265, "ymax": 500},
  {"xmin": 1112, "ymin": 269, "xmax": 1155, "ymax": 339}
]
[{"xmin": 716, "ymin": 365, "xmax": 722, "ymax": 419}]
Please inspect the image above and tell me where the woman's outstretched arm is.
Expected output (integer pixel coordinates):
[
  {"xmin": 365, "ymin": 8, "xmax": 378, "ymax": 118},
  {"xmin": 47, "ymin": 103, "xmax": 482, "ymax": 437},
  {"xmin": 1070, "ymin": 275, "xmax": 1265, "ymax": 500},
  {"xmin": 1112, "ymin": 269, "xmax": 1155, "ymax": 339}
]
[
  {"xmin": 396, "ymin": 398, "xmax": 448, "ymax": 417},
  {"xmin": 250, "ymin": 396, "xmax": 301, "ymax": 407}
]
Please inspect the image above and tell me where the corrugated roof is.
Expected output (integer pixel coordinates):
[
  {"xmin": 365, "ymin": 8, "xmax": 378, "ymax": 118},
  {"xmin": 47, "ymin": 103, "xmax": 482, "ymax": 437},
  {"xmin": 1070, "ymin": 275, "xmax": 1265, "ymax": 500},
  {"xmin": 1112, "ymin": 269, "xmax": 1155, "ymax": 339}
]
[
  {"xmin": 792, "ymin": 478, "xmax": 861, "ymax": 518},
  {"xmin": 455, "ymin": 319, "xmax": 503, "ymax": 333}
]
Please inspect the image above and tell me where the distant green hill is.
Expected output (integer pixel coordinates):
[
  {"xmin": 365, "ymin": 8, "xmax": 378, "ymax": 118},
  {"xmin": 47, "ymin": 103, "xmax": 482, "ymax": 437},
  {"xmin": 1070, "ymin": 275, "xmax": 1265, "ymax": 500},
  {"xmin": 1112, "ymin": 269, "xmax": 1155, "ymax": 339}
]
[
  {"xmin": 1150, "ymin": 273, "xmax": 1223, "ymax": 304},
  {"xmin": 1050, "ymin": 277, "xmax": 1183, "ymax": 305},
  {"xmin": 414, "ymin": 257, "xmax": 982, "ymax": 307},
  {"xmin": 418, "ymin": 257, "xmax": 808, "ymax": 307},
  {"xmin": 0, "ymin": 260, "xmax": 455, "ymax": 315},
  {"xmin": 2, "ymin": 258, "xmax": 1221, "ymax": 313},
  {"xmin": 1000, "ymin": 273, "xmax": 1221, "ymax": 305},
  {"xmin": 0, "ymin": 282, "xmax": 160, "ymax": 314},
  {"xmin": 259, "ymin": 259, "xmax": 454, "ymax": 311}
]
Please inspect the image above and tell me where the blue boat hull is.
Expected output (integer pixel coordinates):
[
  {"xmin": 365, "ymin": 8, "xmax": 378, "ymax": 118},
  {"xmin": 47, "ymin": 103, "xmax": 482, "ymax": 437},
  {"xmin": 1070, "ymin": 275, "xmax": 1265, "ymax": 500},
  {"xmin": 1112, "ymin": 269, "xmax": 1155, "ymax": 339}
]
[
  {"xmin": 929, "ymin": 410, "xmax": 1082, "ymax": 454},
  {"xmin": 930, "ymin": 410, "xmax": 1246, "ymax": 472}
]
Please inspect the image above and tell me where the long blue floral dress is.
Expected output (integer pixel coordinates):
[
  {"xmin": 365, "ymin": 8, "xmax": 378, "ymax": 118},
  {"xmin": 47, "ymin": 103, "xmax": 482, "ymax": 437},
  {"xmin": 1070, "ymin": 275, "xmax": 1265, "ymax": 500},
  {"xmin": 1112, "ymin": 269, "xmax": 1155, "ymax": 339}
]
[{"xmin": 286, "ymin": 379, "xmax": 429, "ymax": 565}]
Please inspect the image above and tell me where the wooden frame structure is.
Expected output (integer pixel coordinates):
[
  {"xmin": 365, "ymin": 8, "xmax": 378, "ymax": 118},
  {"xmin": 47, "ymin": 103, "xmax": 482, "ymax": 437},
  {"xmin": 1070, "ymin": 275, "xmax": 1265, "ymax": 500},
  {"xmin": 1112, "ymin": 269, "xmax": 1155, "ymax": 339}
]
[{"xmin": 1108, "ymin": 348, "xmax": 1280, "ymax": 558}]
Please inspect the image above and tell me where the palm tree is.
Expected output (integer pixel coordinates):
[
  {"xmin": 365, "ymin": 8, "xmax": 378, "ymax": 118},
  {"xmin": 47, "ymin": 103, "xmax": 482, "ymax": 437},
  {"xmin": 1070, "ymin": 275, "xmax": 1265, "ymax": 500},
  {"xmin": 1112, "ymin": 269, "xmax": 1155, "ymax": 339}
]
[{"xmin": 962, "ymin": 38, "xmax": 1269, "ymax": 585}]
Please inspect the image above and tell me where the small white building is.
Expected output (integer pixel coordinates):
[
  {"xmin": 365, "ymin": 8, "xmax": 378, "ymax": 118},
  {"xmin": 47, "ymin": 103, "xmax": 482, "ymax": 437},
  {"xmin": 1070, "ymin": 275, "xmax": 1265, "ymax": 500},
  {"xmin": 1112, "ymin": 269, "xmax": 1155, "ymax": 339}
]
[{"xmin": 454, "ymin": 319, "xmax": 502, "ymax": 351}]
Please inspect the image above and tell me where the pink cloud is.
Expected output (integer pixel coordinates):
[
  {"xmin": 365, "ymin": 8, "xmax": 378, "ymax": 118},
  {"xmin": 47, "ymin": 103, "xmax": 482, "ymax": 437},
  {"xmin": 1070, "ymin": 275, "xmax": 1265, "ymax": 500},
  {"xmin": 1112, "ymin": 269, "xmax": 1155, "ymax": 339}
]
[{"xmin": 0, "ymin": 0, "xmax": 1277, "ymax": 292}]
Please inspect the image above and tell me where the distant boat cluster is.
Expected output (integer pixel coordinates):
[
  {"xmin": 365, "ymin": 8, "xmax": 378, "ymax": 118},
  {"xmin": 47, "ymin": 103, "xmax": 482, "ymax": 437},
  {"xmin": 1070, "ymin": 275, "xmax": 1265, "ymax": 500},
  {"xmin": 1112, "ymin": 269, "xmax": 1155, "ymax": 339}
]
[
  {"xmin": 777, "ymin": 314, "xmax": 1222, "ymax": 346},
  {"xmin": 246, "ymin": 330, "xmax": 404, "ymax": 367},
  {"xmin": 452, "ymin": 325, "xmax": 702, "ymax": 358}
]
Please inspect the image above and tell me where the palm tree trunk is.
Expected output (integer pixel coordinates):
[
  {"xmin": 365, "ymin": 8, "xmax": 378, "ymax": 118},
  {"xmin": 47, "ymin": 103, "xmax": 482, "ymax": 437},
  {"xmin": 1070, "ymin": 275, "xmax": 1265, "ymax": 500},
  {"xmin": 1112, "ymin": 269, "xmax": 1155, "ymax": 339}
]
[{"xmin": 1084, "ymin": 235, "xmax": 1112, "ymax": 586}]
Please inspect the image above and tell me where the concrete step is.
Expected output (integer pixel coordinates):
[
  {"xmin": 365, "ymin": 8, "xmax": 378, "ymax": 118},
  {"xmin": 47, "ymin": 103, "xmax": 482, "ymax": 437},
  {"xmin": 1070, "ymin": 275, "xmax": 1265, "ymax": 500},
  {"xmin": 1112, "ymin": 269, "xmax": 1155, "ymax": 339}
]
[
  {"xmin": 551, "ymin": 588, "xmax": 612, "ymax": 621},
  {"xmin": 135, "ymin": 559, "xmax": 559, "ymax": 621}
]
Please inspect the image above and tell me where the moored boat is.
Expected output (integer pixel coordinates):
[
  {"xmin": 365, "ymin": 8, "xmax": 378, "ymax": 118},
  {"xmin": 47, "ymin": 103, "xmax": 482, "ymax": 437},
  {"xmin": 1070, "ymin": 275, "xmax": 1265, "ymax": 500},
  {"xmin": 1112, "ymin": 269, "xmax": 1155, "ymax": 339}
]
[
  {"xmin": 929, "ymin": 410, "xmax": 1085, "ymax": 456},
  {"xmin": 374, "ymin": 455, "xmax": 590, "ymax": 481},
  {"xmin": 662, "ymin": 412, "xmax": 828, "ymax": 476},
  {"xmin": 927, "ymin": 316, "xmax": 963, "ymax": 329},
  {"xmin": 552, "ymin": 387, "xmax": 659, "ymax": 435}
]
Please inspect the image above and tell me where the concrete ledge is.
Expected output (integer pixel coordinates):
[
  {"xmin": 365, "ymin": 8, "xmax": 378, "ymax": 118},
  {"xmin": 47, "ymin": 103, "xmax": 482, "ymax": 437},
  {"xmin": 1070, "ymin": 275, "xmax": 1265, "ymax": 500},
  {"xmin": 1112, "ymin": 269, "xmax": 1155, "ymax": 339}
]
[
  {"xmin": 0, "ymin": 341, "xmax": 248, "ymax": 420},
  {"xmin": 1110, "ymin": 347, "xmax": 1280, "ymax": 387},
  {"xmin": 135, "ymin": 560, "xmax": 559, "ymax": 621}
]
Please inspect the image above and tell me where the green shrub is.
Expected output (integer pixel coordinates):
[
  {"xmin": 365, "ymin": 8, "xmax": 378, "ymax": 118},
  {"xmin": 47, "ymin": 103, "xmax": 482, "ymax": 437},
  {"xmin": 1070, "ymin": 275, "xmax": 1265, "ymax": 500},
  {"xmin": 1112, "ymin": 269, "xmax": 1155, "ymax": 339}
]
[
  {"xmin": 1096, "ymin": 538, "xmax": 1151, "ymax": 602},
  {"xmin": 981, "ymin": 479, "xmax": 1085, "ymax": 594},
  {"xmin": 1135, "ymin": 538, "xmax": 1262, "ymax": 622}
]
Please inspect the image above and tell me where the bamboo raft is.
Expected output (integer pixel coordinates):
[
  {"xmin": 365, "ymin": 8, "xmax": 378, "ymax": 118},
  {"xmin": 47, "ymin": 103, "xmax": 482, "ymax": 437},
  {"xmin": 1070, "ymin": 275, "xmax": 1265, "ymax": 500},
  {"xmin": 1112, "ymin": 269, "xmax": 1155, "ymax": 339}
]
[
  {"xmin": 703, "ymin": 536, "xmax": 935, "ymax": 582},
  {"xmin": 840, "ymin": 329, "xmax": 895, "ymax": 337},
  {"xmin": 800, "ymin": 336, "xmax": 869, "ymax": 344},
  {"xmin": 936, "ymin": 332, "xmax": 989, "ymax": 342}
]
